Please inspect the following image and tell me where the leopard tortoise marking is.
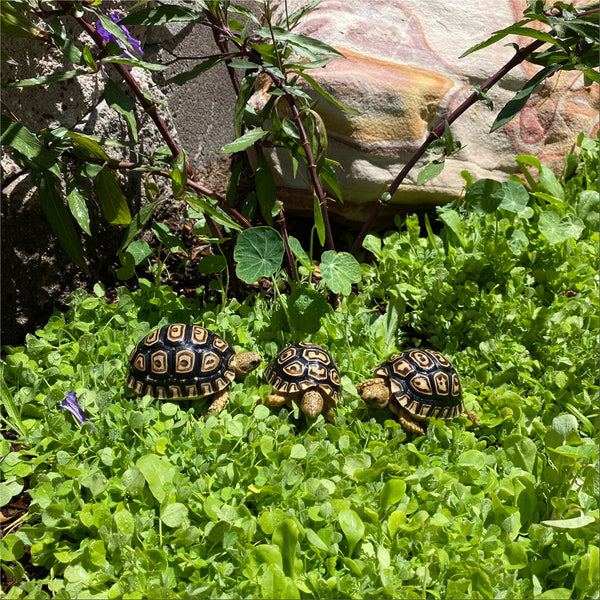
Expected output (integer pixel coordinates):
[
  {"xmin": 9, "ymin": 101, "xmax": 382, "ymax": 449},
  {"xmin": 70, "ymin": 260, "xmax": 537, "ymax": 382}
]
[
  {"xmin": 262, "ymin": 342, "xmax": 341, "ymax": 421},
  {"xmin": 357, "ymin": 348, "xmax": 478, "ymax": 435},
  {"xmin": 126, "ymin": 323, "xmax": 261, "ymax": 418}
]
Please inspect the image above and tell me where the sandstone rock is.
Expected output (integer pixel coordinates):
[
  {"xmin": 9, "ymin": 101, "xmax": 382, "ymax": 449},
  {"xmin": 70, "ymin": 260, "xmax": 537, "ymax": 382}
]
[{"xmin": 253, "ymin": 0, "xmax": 599, "ymax": 224}]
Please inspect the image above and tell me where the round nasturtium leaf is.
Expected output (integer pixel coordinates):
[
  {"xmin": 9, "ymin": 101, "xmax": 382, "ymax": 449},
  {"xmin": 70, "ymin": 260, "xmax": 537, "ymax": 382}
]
[
  {"xmin": 319, "ymin": 251, "xmax": 361, "ymax": 295},
  {"xmin": 233, "ymin": 226, "xmax": 284, "ymax": 283}
]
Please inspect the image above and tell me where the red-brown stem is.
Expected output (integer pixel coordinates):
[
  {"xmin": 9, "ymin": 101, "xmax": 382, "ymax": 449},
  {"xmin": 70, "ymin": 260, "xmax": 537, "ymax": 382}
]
[
  {"xmin": 350, "ymin": 37, "xmax": 546, "ymax": 256},
  {"xmin": 274, "ymin": 205, "xmax": 299, "ymax": 282},
  {"xmin": 280, "ymin": 84, "xmax": 335, "ymax": 251}
]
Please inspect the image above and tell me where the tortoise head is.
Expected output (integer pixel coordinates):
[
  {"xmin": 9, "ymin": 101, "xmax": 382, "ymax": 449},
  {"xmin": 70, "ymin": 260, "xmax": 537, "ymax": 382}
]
[
  {"xmin": 357, "ymin": 379, "xmax": 392, "ymax": 410},
  {"xmin": 231, "ymin": 352, "xmax": 262, "ymax": 377}
]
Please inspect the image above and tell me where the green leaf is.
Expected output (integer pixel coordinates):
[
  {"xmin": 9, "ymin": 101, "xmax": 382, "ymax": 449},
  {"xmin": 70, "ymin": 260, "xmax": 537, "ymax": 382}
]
[
  {"xmin": 48, "ymin": 17, "xmax": 84, "ymax": 65},
  {"xmin": 379, "ymin": 478, "xmax": 406, "ymax": 511},
  {"xmin": 66, "ymin": 131, "xmax": 110, "ymax": 160},
  {"xmin": 545, "ymin": 414, "xmax": 581, "ymax": 448},
  {"xmin": 66, "ymin": 182, "xmax": 91, "ymax": 236},
  {"xmin": 288, "ymin": 284, "xmax": 328, "ymax": 336},
  {"xmin": 234, "ymin": 72, "xmax": 258, "ymax": 139},
  {"xmin": 574, "ymin": 545, "xmax": 599, "ymax": 595},
  {"xmin": 119, "ymin": 199, "xmax": 160, "ymax": 252},
  {"xmin": 259, "ymin": 564, "xmax": 300, "ymax": 600},
  {"xmin": 1, "ymin": 2, "xmax": 45, "ymax": 38},
  {"xmin": 536, "ymin": 589, "xmax": 573, "ymax": 599},
  {"xmin": 4, "ymin": 70, "xmax": 87, "ymax": 87},
  {"xmin": 503, "ymin": 434, "xmax": 537, "ymax": 473},
  {"xmin": 464, "ymin": 178, "xmax": 503, "ymax": 214},
  {"xmin": 538, "ymin": 212, "xmax": 584, "ymax": 244},
  {"xmin": 152, "ymin": 223, "xmax": 186, "ymax": 254},
  {"xmin": 119, "ymin": 5, "xmax": 200, "ymax": 25},
  {"xmin": 319, "ymin": 251, "xmax": 361, "ymax": 295},
  {"xmin": 39, "ymin": 173, "xmax": 87, "ymax": 271},
  {"xmin": 186, "ymin": 193, "xmax": 242, "ymax": 231},
  {"xmin": 287, "ymin": 236, "xmax": 312, "ymax": 270},
  {"xmin": 273, "ymin": 518, "xmax": 298, "ymax": 578},
  {"xmin": 256, "ymin": 154, "xmax": 276, "ymax": 225},
  {"xmin": 438, "ymin": 209, "xmax": 466, "ymax": 248},
  {"xmin": 96, "ymin": 12, "xmax": 140, "ymax": 58},
  {"xmin": 165, "ymin": 55, "xmax": 224, "ymax": 86},
  {"xmin": 161, "ymin": 502, "xmax": 189, "ymax": 527},
  {"xmin": 123, "ymin": 239, "xmax": 153, "ymax": 266},
  {"xmin": 0, "ymin": 115, "xmax": 60, "ymax": 173},
  {"xmin": 136, "ymin": 454, "xmax": 175, "ymax": 503},
  {"xmin": 313, "ymin": 195, "xmax": 326, "ymax": 247},
  {"xmin": 491, "ymin": 64, "xmax": 561, "ymax": 132},
  {"xmin": 171, "ymin": 151, "xmax": 188, "ymax": 198},
  {"xmin": 233, "ymin": 226, "xmax": 284, "ymax": 283},
  {"xmin": 104, "ymin": 79, "xmax": 138, "ymax": 142},
  {"xmin": 219, "ymin": 128, "xmax": 269, "ymax": 153},
  {"xmin": 0, "ymin": 480, "xmax": 23, "ymax": 508},
  {"xmin": 291, "ymin": 70, "xmax": 360, "ymax": 114},
  {"xmin": 80, "ymin": 470, "xmax": 109, "ymax": 497},
  {"xmin": 94, "ymin": 166, "xmax": 132, "ymax": 226},
  {"xmin": 499, "ymin": 180, "xmax": 529, "ymax": 212},
  {"xmin": 338, "ymin": 509, "xmax": 364, "ymax": 557},
  {"xmin": 538, "ymin": 166, "xmax": 564, "ymax": 201},
  {"xmin": 120, "ymin": 467, "xmax": 145, "ymax": 496},
  {"xmin": 0, "ymin": 370, "xmax": 27, "ymax": 437},
  {"xmin": 541, "ymin": 515, "xmax": 595, "ymax": 529},
  {"xmin": 257, "ymin": 26, "xmax": 343, "ymax": 60},
  {"xmin": 459, "ymin": 19, "xmax": 550, "ymax": 58},
  {"xmin": 417, "ymin": 158, "xmax": 445, "ymax": 185},
  {"xmin": 100, "ymin": 56, "xmax": 167, "ymax": 72},
  {"xmin": 197, "ymin": 255, "xmax": 227, "ymax": 274}
]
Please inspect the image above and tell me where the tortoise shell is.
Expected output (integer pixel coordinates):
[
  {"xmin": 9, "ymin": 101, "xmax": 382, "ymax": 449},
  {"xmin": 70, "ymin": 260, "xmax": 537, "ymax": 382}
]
[
  {"xmin": 375, "ymin": 349, "xmax": 463, "ymax": 419},
  {"xmin": 126, "ymin": 323, "xmax": 236, "ymax": 400},
  {"xmin": 265, "ymin": 342, "xmax": 341, "ymax": 401}
]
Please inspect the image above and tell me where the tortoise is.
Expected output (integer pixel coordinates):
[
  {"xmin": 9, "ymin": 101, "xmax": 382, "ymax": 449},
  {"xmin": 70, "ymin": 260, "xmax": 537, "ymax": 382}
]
[
  {"xmin": 262, "ymin": 342, "xmax": 341, "ymax": 421},
  {"xmin": 126, "ymin": 323, "xmax": 261, "ymax": 418},
  {"xmin": 356, "ymin": 348, "xmax": 478, "ymax": 435}
]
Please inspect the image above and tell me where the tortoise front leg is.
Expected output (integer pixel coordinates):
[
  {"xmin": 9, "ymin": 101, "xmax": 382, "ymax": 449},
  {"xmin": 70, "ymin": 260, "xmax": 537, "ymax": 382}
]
[
  {"xmin": 396, "ymin": 406, "xmax": 425, "ymax": 435},
  {"xmin": 464, "ymin": 409, "xmax": 479, "ymax": 427},
  {"xmin": 263, "ymin": 393, "xmax": 288, "ymax": 407},
  {"xmin": 204, "ymin": 389, "xmax": 229, "ymax": 420}
]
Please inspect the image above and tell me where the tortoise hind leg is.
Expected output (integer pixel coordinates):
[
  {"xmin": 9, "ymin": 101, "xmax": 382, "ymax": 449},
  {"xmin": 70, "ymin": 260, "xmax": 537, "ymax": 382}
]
[
  {"xmin": 204, "ymin": 389, "xmax": 229, "ymax": 420},
  {"xmin": 300, "ymin": 389, "xmax": 324, "ymax": 420},
  {"xmin": 323, "ymin": 402, "xmax": 336, "ymax": 423}
]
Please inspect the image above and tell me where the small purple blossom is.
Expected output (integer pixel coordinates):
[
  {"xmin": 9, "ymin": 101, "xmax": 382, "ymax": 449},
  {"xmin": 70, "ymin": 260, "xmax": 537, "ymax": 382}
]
[
  {"xmin": 60, "ymin": 391, "xmax": 93, "ymax": 430},
  {"xmin": 96, "ymin": 11, "xmax": 143, "ymax": 59}
]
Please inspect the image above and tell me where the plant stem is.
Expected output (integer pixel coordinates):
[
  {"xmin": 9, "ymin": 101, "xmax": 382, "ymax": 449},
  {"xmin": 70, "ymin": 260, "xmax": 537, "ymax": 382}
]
[
  {"xmin": 274, "ymin": 205, "xmax": 299, "ymax": 282},
  {"xmin": 271, "ymin": 75, "xmax": 336, "ymax": 251},
  {"xmin": 350, "ymin": 37, "xmax": 545, "ymax": 256}
]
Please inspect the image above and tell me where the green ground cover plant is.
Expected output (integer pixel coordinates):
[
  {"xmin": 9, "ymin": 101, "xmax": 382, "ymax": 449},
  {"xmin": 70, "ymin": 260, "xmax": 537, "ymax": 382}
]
[{"xmin": 1, "ymin": 136, "xmax": 598, "ymax": 599}]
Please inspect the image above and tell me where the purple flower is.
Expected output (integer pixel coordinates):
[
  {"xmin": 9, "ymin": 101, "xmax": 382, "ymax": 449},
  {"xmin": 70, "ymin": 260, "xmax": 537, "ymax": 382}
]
[
  {"xmin": 60, "ymin": 391, "xmax": 93, "ymax": 430},
  {"xmin": 96, "ymin": 11, "xmax": 143, "ymax": 59}
]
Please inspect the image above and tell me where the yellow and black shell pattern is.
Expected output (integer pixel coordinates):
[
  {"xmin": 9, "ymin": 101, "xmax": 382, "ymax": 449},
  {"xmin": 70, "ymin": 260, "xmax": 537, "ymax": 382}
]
[
  {"xmin": 126, "ymin": 324, "xmax": 236, "ymax": 400},
  {"xmin": 265, "ymin": 342, "xmax": 341, "ymax": 401},
  {"xmin": 376, "ymin": 349, "xmax": 463, "ymax": 419}
]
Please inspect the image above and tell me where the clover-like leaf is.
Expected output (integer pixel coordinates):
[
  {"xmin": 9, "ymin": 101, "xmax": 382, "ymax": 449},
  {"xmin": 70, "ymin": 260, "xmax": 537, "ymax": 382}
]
[{"xmin": 338, "ymin": 509, "xmax": 364, "ymax": 557}]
